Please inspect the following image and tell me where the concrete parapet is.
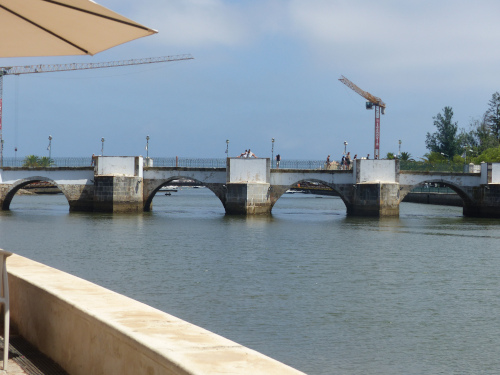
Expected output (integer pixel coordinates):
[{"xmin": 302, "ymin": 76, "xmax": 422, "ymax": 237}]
[
  {"xmin": 7, "ymin": 255, "xmax": 305, "ymax": 375},
  {"xmin": 95, "ymin": 156, "xmax": 143, "ymax": 177}
]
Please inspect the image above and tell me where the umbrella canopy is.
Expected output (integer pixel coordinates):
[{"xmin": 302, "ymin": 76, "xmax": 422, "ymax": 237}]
[{"xmin": 0, "ymin": 0, "xmax": 157, "ymax": 57}]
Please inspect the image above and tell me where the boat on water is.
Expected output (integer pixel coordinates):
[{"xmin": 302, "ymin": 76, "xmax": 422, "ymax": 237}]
[{"xmin": 159, "ymin": 186, "xmax": 178, "ymax": 193}]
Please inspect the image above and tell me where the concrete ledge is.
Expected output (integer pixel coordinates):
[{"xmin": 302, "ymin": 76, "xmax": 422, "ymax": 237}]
[{"xmin": 7, "ymin": 255, "xmax": 305, "ymax": 375}]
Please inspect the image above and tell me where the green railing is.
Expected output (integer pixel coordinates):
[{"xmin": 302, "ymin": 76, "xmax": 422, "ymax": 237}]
[{"xmin": 399, "ymin": 161, "xmax": 466, "ymax": 172}]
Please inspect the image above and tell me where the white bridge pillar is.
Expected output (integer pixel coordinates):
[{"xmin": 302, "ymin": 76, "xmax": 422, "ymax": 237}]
[
  {"xmin": 224, "ymin": 158, "xmax": 272, "ymax": 215},
  {"xmin": 94, "ymin": 156, "xmax": 144, "ymax": 213}
]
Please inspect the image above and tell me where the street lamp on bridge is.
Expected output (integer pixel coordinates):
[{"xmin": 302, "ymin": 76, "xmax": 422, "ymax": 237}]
[
  {"xmin": 344, "ymin": 141, "xmax": 348, "ymax": 155},
  {"xmin": 47, "ymin": 135, "xmax": 52, "ymax": 159},
  {"xmin": 271, "ymin": 138, "xmax": 275, "ymax": 168},
  {"xmin": 101, "ymin": 137, "xmax": 105, "ymax": 156},
  {"xmin": 146, "ymin": 135, "xmax": 150, "ymax": 159},
  {"xmin": 226, "ymin": 139, "xmax": 229, "ymax": 157}
]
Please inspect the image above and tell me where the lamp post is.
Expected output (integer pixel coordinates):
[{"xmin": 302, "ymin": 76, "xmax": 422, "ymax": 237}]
[
  {"xmin": 101, "ymin": 137, "xmax": 105, "ymax": 156},
  {"xmin": 343, "ymin": 141, "xmax": 348, "ymax": 155},
  {"xmin": 146, "ymin": 135, "xmax": 150, "ymax": 159},
  {"xmin": 398, "ymin": 139, "xmax": 401, "ymax": 157},
  {"xmin": 271, "ymin": 138, "xmax": 275, "ymax": 168},
  {"xmin": 47, "ymin": 135, "xmax": 52, "ymax": 159},
  {"xmin": 225, "ymin": 139, "xmax": 229, "ymax": 157}
]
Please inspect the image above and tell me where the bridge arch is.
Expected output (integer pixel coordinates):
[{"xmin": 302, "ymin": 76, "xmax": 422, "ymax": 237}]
[
  {"xmin": 1, "ymin": 176, "xmax": 70, "ymax": 210},
  {"xmin": 270, "ymin": 178, "xmax": 351, "ymax": 210},
  {"xmin": 400, "ymin": 178, "xmax": 475, "ymax": 206},
  {"xmin": 143, "ymin": 176, "xmax": 226, "ymax": 212}
]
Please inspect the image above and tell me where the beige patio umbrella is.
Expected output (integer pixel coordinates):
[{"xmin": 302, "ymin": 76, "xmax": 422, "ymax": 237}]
[{"xmin": 0, "ymin": 0, "xmax": 158, "ymax": 57}]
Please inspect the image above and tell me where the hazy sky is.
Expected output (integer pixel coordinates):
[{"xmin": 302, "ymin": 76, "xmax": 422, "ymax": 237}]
[{"xmin": 1, "ymin": 0, "xmax": 500, "ymax": 161}]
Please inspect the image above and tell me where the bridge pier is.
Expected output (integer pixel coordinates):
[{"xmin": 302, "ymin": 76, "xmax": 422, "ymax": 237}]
[
  {"xmin": 224, "ymin": 158, "xmax": 272, "ymax": 215},
  {"xmin": 93, "ymin": 157, "xmax": 144, "ymax": 213},
  {"xmin": 463, "ymin": 185, "xmax": 500, "ymax": 218},
  {"xmin": 347, "ymin": 182, "xmax": 400, "ymax": 217},
  {"xmin": 225, "ymin": 183, "xmax": 272, "ymax": 215}
]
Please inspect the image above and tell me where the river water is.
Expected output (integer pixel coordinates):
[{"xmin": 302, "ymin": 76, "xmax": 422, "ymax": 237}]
[{"xmin": 1, "ymin": 188, "xmax": 499, "ymax": 374}]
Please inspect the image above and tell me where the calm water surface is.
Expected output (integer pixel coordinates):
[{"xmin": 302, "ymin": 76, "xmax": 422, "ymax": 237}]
[{"xmin": 1, "ymin": 188, "xmax": 500, "ymax": 374}]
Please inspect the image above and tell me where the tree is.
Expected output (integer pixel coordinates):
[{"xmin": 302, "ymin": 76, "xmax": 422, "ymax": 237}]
[
  {"xmin": 471, "ymin": 146, "xmax": 500, "ymax": 163},
  {"xmin": 22, "ymin": 155, "xmax": 53, "ymax": 167},
  {"xmin": 399, "ymin": 151, "xmax": 413, "ymax": 161},
  {"xmin": 38, "ymin": 157, "xmax": 53, "ymax": 167},
  {"xmin": 420, "ymin": 151, "xmax": 448, "ymax": 163},
  {"xmin": 385, "ymin": 152, "xmax": 396, "ymax": 160},
  {"xmin": 425, "ymin": 106, "xmax": 461, "ymax": 159},
  {"xmin": 485, "ymin": 92, "xmax": 500, "ymax": 141},
  {"xmin": 23, "ymin": 155, "xmax": 40, "ymax": 167}
]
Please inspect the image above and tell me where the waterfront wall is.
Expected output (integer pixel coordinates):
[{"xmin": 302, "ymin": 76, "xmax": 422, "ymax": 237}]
[
  {"xmin": 402, "ymin": 192, "xmax": 463, "ymax": 207},
  {"xmin": 7, "ymin": 255, "xmax": 305, "ymax": 375}
]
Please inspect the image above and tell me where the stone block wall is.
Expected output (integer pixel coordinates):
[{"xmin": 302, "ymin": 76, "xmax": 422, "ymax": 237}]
[{"xmin": 94, "ymin": 176, "xmax": 143, "ymax": 212}]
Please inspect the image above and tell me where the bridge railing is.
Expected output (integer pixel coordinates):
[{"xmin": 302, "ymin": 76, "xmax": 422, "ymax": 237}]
[
  {"xmin": 399, "ymin": 161, "xmax": 469, "ymax": 173},
  {"xmin": 151, "ymin": 158, "xmax": 227, "ymax": 168},
  {"xmin": 1, "ymin": 157, "xmax": 93, "ymax": 167},
  {"xmin": 1, "ymin": 157, "xmax": 477, "ymax": 173}
]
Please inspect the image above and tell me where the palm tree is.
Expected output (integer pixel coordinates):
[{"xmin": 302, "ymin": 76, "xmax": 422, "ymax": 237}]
[
  {"xmin": 38, "ymin": 156, "xmax": 53, "ymax": 167},
  {"xmin": 23, "ymin": 155, "xmax": 40, "ymax": 167},
  {"xmin": 400, "ymin": 151, "xmax": 413, "ymax": 161}
]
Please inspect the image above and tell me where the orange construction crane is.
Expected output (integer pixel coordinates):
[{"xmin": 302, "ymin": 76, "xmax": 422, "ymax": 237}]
[
  {"xmin": 339, "ymin": 75, "xmax": 386, "ymax": 159},
  {"xmin": 0, "ymin": 54, "xmax": 194, "ymax": 166}
]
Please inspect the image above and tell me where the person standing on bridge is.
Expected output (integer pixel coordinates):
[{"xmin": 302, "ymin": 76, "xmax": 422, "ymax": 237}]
[
  {"xmin": 276, "ymin": 154, "xmax": 281, "ymax": 168},
  {"xmin": 247, "ymin": 149, "xmax": 257, "ymax": 158},
  {"xmin": 237, "ymin": 150, "xmax": 248, "ymax": 158}
]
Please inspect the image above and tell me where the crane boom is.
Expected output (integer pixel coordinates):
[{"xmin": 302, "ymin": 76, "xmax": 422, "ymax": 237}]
[
  {"xmin": 0, "ymin": 54, "xmax": 194, "ymax": 166},
  {"xmin": 0, "ymin": 55, "xmax": 193, "ymax": 76},
  {"xmin": 338, "ymin": 75, "xmax": 386, "ymax": 159},
  {"xmin": 338, "ymin": 75, "xmax": 385, "ymax": 108}
]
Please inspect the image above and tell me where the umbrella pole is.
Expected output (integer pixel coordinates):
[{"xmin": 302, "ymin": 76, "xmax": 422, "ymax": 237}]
[{"xmin": 0, "ymin": 73, "xmax": 3, "ymax": 168}]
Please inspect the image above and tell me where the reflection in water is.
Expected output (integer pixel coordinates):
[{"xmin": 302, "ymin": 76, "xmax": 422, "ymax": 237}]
[{"xmin": 1, "ymin": 190, "xmax": 500, "ymax": 375}]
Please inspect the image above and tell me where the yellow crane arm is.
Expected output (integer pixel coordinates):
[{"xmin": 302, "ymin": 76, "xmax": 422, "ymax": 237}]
[{"xmin": 338, "ymin": 75, "xmax": 386, "ymax": 109}]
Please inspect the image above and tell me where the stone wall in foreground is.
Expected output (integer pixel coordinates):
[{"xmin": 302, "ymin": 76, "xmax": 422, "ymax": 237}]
[{"xmin": 7, "ymin": 255, "xmax": 305, "ymax": 375}]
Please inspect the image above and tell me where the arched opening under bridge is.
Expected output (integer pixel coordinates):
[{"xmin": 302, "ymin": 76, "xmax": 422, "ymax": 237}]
[
  {"xmin": 143, "ymin": 177, "xmax": 225, "ymax": 214},
  {"xmin": 1, "ymin": 177, "xmax": 68, "ymax": 211},
  {"xmin": 271, "ymin": 179, "xmax": 350, "ymax": 215},
  {"xmin": 400, "ymin": 180, "xmax": 474, "ymax": 208}
]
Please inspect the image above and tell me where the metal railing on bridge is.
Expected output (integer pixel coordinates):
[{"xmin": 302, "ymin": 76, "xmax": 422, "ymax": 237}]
[
  {"xmin": 399, "ymin": 161, "xmax": 470, "ymax": 173},
  {"xmin": 2, "ymin": 157, "xmax": 92, "ymax": 167},
  {"xmin": 0, "ymin": 157, "xmax": 477, "ymax": 173}
]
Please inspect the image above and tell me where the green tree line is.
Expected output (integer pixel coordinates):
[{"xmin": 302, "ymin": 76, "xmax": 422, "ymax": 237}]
[{"xmin": 423, "ymin": 92, "xmax": 500, "ymax": 164}]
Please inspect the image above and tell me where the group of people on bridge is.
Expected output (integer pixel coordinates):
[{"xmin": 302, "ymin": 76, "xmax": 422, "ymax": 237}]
[
  {"xmin": 237, "ymin": 149, "xmax": 257, "ymax": 158},
  {"xmin": 325, "ymin": 152, "xmax": 374, "ymax": 170}
]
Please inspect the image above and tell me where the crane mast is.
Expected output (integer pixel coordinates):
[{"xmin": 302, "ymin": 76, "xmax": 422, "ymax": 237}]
[
  {"xmin": 0, "ymin": 54, "xmax": 194, "ymax": 166},
  {"xmin": 339, "ymin": 75, "xmax": 385, "ymax": 159}
]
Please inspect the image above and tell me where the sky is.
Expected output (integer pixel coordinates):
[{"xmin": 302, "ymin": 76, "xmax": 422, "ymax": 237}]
[{"xmin": 1, "ymin": 0, "xmax": 500, "ymax": 161}]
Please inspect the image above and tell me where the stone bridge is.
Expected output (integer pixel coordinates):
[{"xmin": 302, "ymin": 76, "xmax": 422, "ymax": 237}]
[{"xmin": 1, "ymin": 156, "xmax": 500, "ymax": 217}]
